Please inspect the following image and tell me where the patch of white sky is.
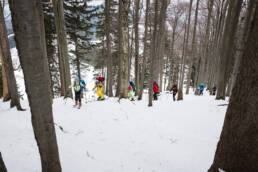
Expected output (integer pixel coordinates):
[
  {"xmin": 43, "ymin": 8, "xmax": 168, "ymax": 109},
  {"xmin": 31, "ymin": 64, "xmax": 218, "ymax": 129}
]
[{"xmin": 87, "ymin": 0, "xmax": 104, "ymax": 6}]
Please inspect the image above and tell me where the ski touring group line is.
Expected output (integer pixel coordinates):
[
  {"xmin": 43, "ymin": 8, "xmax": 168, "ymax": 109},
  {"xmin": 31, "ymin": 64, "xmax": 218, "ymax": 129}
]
[{"xmin": 69, "ymin": 76, "xmax": 215, "ymax": 109}]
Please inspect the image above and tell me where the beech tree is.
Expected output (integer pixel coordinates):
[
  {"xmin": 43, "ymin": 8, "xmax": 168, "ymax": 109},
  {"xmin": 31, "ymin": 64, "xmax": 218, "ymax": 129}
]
[
  {"xmin": 209, "ymin": 1, "xmax": 258, "ymax": 171},
  {"xmin": 216, "ymin": 0, "xmax": 243, "ymax": 100},
  {"xmin": 118, "ymin": 0, "xmax": 130, "ymax": 99},
  {"xmin": 138, "ymin": 0, "xmax": 150, "ymax": 100},
  {"xmin": 148, "ymin": 0, "xmax": 159, "ymax": 106}
]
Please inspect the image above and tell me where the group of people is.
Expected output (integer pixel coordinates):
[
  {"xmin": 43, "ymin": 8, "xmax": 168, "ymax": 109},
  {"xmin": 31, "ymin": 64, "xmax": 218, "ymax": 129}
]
[
  {"xmin": 71, "ymin": 76, "xmax": 217, "ymax": 109},
  {"xmin": 128, "ymin": 80, "xmax": 179, "ymax": 102},
  {"xmin": 70, "ymin": 76, "xmax": 105, "ymax": 109},
  {"xmin": 197, "ymin": 83, "xmax": 217, "ymax": 96}
]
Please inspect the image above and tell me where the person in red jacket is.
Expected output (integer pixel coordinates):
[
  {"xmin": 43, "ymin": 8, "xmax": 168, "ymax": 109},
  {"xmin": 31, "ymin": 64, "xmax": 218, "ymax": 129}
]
[{"xmin": 153, "ymin": 80, "xmax": 159, "ymax": 100}]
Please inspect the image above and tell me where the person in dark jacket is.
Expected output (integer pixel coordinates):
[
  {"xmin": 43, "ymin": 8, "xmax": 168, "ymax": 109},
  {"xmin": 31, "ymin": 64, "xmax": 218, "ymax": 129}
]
[
  {"xmin": 170, "ymin": 82, "xmax": 178, "ymax": 101},
  {"xmin": 212, "ymin": 85, "xmax": 217, "ymax": 95},
  {"xmin": 153, "ymin": 81, "xmax": 159, "ymax": 100}
]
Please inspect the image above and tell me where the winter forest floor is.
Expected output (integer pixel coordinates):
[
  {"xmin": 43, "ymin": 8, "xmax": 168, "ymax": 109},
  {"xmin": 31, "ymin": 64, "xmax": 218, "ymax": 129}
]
[{"xmin": 0, "ymin": 92, "xmax": 228, "ymax": 172}]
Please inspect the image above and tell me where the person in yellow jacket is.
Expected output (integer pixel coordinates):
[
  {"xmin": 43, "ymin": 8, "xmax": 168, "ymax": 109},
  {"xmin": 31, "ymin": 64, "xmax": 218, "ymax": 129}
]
[{"xmin": 92, "ymin": 79, "xmax": 105, "ymax": 101}]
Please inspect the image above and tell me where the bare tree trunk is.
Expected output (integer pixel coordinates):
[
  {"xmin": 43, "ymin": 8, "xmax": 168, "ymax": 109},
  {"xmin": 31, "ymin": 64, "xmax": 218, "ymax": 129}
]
[
  {"xmin": 228, "ymin": 0, "xmax": 257, "ymax": 97},
  {"xmin": 0, "ymin": 3, "xmax": 23, "ymax": 110},
  {"xmin": 0, "ymin": 152, "xmax": 7, "ymax": 172},
  {"xmin": 209, "ymin": 3, "xmax": 258, "ymax": 171},
  {"xmin": 53, "ymin": 0, "xmax": 72, "ymax": 98},
  {"xmin": 186, "ymin": 0, "xmax": 200, "ymax": 94},
  {"xmin": 167, "ymin": 14, "xmax": 179, "ymax": 90},
  {"xmin": 177, "ymin": 17, "xmax": 187, "ymax": 101},
  {"xmin": 119, "ymin": 0, "xmax": 130, "ymax": 99},
  {"xmin": 196, "ymin": 0, "xmax": 214, "ymax": 88},
  {"xmin": 138, "ymin": 0, "xmax": 150, "ymax": 100},
  {"xmin": 148, "ymin": 0, "xmax": 159, "ymax": 107},
  {"xmin": 75, "ymin": 39, "xmax": 81, "ymax": 79},
  {"xmin": 0, "ymin": 46, "xmax": 10, "ymax": 101},
  {"xmin": 216, "ymin": 0, "xmax": 243, "ymax": 100},
  {"xmin": 9, "ymin": 0, "xmax": 62, "ymax": 171},
  {"xmin": 156, "ymin": 0, "xmax": 168, "ymax": 87},
  {"xmin": 134, "ymin": 0, "xmax": 140, "ymax": 96},
  {"xmin": 106, "ymin": 0, "xmax": 113, "ymax": 97}
]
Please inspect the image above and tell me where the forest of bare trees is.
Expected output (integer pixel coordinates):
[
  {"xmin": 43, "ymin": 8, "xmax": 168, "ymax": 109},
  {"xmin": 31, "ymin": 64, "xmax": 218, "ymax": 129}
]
[{"xmin": 0, "ymin": 0, "xmax": 257, "ymax": 171}]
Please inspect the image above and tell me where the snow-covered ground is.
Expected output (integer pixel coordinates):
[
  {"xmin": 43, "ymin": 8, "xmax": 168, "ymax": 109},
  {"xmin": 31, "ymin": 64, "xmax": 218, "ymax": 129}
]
[{"xmin": 0, "ymin": 92, "xmax": 228, "ymax": 172}]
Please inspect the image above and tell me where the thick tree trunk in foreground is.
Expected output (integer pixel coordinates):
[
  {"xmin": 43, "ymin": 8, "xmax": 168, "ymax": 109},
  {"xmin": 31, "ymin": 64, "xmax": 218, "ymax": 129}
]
[
  {"xmin": 53, "ymin": 0, "xmax": 72, "ymax": 98},
  {"xmin": 229, "ymin": 0, "xmax": 257, "ymax": 97},
  {"xmin": 119, "ymin": 0, "xmax": 129, "ymax": 99},
  {"xmin": 138, "ymin": 0, "xmax": 150, "ymax": 100},
  {"xmin": 0, "ymin": 46, "xmax": 10, "ymax": 101},
  {"xmin": 0, "ymin": 152, "xmax": 7, "ymax": 172},
  {"xmin": 208, "ymin": 2, "xmax": 258, "ymax": 171},
  {"xmin": 0, "ymin": 4, "xmax": 22, "ymax": 110},
  {"xmin": 216, "ymin": 0, "xmax": 243, "ymax": 100},
  {"xmin": 106, "ymin": 0, "xmax": 113, "ymax": 97},
  {"xmin": 9, "ymin": 1, "xmax": 62, "ymax": 172}
]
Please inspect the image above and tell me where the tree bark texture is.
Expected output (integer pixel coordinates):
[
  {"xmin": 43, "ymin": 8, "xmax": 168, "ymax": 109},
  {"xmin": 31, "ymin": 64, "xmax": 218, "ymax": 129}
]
[
  {"xmin": 0, "ymin": 45, "xmax": 10, "ymax": 101},
  {"xmin": 105, "ymin": 0, "xmax": 113, "ymax": 97},
  {"xmin": 138, "ymin": 0, "xmax": 150, "ymax": 100},
  {"xmin": 216, "ymin": 0, "xmax": 243, "ymax": 100},
  {"xmin": 8, "ymin": 0, "xmax": 62, "ymax": 171},
  {"xmin": 134, "ymin": 0, "xmax": 140, "ymax": 96},
  {"xmin": 198, "ymin": 0, "xmax": 214, "ymax": 85},
  {"xmin": 209, "ymin": 3, "xmax": 258, "ymax": 171},
  {"xmin": 148, "ymin": 0, "xmax": 159, "ymax": 107},
  {"xmin": 155, "ymin": 0, "xmax": 168, "ymax": 86},
  {"xmin": 177, "ymin": 16, "xmax": 187, "ymax": 101},
  {"xmin": 186, "ymin": 0, "xmax": 200, "ymax": 94},
  {"xmin": 119, "ymin": 0, "xmax": 130, "ymax": 99},
  {"xmin": 53, "ymin": 0, "xmax": 72, "ymax": 98}
]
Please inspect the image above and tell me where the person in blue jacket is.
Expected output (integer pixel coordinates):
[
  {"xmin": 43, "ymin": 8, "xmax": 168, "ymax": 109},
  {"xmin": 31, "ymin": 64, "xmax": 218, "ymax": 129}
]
[{"xmin": 199, "ymin": 83, "xmax": 205, "ymax": 95}]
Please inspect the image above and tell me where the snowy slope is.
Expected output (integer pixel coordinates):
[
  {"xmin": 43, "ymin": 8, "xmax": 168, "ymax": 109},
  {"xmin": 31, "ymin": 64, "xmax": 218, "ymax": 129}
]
[{"xmin": 0, "ymin": 92, "xmax": 227, "ymax": 172}]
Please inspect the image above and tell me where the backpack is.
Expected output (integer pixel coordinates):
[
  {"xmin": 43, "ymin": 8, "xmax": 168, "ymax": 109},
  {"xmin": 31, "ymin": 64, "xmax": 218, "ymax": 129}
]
[
  {"xmin": 80, "ymin": 79, "xmax": 86, "ymax": 91},
  {"xmin": 129, "ymin": 81, "xmax": 136, "ymax": 92},
  {"xmin": 97, "ymin": 77, "xmax": 105, "ymax": 82}
]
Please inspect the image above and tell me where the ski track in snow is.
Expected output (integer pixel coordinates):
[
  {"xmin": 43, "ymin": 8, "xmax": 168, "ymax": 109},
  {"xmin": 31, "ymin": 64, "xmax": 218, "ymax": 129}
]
[{"xmin": 0, "ymin": 92, "xmax": 228, "ymax": 172}]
